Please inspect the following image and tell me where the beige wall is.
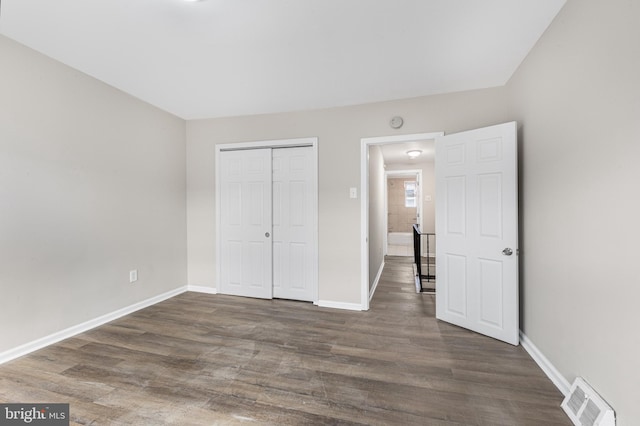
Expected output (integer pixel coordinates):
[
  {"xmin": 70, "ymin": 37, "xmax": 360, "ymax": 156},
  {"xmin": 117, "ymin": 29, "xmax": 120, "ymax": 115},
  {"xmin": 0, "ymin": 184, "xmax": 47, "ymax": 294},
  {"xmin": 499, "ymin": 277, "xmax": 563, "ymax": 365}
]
[
  {"xmin": 187, "ymin": 89, "xmax": 509, "ymax": 305},
  {"xmin": 368, "ymin": 146, "xmax": 385, "ymax": 289},
  {"xmin": 0, "ymin": 36, "xmax": 187, "ymax": 353},
  {"xmin": 507, "ymin": 0, "xmax": 640, "ymax": 423}
]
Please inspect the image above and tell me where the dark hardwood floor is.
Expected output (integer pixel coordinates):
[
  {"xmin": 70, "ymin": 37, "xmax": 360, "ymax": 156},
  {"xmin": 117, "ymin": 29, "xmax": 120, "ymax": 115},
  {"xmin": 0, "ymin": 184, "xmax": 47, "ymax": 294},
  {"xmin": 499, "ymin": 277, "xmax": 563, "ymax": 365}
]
[{"xmin": 0, "ymin": 256, "xmax": 570, "ymax": 425}]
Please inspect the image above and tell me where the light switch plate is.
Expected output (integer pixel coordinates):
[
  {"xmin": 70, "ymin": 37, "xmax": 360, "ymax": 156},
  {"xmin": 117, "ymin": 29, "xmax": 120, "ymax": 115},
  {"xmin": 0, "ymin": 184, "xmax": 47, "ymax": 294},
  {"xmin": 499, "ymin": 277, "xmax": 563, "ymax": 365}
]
[
  {"xmin": 129, "ymin": 270, "xmax": 138, "ymax": 283},
  {"xmin": 349, "ymin": 187, "xmax": 358, "ymax": 199}
]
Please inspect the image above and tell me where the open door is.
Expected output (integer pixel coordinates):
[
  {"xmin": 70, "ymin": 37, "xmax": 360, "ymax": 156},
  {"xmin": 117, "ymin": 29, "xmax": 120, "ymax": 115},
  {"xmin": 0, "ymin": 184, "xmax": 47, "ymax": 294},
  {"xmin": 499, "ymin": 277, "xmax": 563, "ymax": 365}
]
[{"xmin": 435, "ymin": 122, "xmax": 519, "ymax": 345}]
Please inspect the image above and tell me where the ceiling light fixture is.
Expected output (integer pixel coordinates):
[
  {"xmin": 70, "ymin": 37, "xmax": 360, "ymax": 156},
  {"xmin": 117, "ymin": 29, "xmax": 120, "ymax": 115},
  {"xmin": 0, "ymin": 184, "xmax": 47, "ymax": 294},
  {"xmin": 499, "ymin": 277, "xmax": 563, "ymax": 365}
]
[{"xmin": 406, "ymin": 150, "xmax": 422, "ymax": 159}]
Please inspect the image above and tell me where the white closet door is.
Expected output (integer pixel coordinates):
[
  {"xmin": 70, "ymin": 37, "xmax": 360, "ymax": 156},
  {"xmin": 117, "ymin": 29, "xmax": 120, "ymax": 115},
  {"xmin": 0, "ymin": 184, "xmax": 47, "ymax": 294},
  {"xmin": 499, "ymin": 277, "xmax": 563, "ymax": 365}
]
[
  {"xmin": 219, "ymin": 149, "xmax": 273, "ymax": 299},
  {"xmin": 272, "ymin": 147, "xmax": 316, "ymax": 302}
]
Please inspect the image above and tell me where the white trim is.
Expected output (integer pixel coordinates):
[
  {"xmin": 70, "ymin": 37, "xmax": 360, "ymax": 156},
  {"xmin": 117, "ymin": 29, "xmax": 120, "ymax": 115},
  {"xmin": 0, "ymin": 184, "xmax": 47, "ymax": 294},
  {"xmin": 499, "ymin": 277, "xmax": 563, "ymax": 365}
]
[
  {"xmin": 361, "ymin": 132, "xmax": 444, "ymax": 312},
  {"xmin": 369, "ymin": 261, "xmax": 385, "ymax": 302},
  {"xmin": 0, "ymin": 286, "xmax": 187, "ymax": 365},
  {"xmin": 520, "ymin": 330, "xmax": 571, "ymax": 396},
  {"xmin": 360, "ymin": 139, "xmax": 370, "ymax": 310},
  {"xmin": 217, "ymin": 137, "xmax": 315, "ymax": 152},
  {"xmin": 363, "ymin": 133, "xmax": 444, "ymax": 145},
  {"xmin": 317, "ymin": 300, "xmax": 364, "ymax": 311},
  {"xmin": 311, "ymin": 141, "xmax": 319, "ymax": 303},
  {"xmin": 216, "ymin": 137, "xmax": 319, "ymax": 303},
  {"xmin": 188, "ymin": 286, "xmax": 218, "ymax": 294}
]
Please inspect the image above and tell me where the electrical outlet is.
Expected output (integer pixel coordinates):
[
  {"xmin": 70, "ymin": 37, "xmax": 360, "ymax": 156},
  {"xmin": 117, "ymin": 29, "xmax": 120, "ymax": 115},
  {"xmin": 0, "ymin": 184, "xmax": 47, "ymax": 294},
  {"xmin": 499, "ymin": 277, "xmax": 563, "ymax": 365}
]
[{"xmin": 129, "ymin": 270, "xmax": 138, "ymax": 283}]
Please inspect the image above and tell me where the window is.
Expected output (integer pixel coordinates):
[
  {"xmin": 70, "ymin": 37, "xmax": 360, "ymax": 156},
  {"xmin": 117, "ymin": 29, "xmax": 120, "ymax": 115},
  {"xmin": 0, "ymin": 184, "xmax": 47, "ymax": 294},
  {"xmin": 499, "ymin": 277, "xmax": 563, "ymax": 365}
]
[{"xmin": 404, "ymin": 181, "xmax": 417, "ymax": 208}]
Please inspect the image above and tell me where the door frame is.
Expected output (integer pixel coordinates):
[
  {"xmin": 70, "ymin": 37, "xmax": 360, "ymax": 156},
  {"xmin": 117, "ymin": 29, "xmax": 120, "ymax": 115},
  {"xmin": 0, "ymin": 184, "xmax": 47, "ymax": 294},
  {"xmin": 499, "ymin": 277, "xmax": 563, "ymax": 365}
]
[
  {"xmin": 215, "ymin": 137, "xmax": 319, "ymax": 302},
  {"xmin": 384, "ymin": 169, "xmax": 423, "ymax": 255},
  {"xmin": 360, "ymin": 132, "xmax": 444, "ymax": 310}
]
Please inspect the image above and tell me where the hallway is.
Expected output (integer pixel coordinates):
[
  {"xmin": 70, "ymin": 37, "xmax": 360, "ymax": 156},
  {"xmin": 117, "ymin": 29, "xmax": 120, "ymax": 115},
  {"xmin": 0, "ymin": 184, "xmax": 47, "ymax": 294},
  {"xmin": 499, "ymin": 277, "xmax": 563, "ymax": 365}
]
[{"xmin": 369, "ymin": 255, "xmax": 569, "ymax": 424}]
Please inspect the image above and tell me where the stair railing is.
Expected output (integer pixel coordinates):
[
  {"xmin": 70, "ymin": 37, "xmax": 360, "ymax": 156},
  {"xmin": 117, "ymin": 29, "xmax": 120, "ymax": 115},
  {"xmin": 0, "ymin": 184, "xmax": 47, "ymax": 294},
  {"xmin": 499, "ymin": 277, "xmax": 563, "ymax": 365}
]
[{"xmin": 412, "ymin": 224, "xmax": 435, "ymax": 292}]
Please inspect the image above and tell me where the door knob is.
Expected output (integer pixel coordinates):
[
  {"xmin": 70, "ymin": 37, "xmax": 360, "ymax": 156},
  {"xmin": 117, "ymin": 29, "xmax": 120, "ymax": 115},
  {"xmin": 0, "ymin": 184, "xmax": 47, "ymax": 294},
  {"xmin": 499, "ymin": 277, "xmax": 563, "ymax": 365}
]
[
  {"xmin": 502, "ymin": 248, "xmax": 513, "ymax": 256},
  {"xmin": 265, "ymin": 232, "xmax": 270, "ymax": 238}
]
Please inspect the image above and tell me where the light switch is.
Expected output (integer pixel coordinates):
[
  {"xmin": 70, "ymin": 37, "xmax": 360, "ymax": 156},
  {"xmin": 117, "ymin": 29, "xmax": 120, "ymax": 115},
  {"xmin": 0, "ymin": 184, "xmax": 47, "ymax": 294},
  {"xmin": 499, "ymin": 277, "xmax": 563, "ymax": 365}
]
[
  {"xmin": 129, "ymin": 270, "xmax": 138, "ymax": 283},
  {"xmin": 349, "ymin": 187, "xmax": 358, "ymax": 199}
]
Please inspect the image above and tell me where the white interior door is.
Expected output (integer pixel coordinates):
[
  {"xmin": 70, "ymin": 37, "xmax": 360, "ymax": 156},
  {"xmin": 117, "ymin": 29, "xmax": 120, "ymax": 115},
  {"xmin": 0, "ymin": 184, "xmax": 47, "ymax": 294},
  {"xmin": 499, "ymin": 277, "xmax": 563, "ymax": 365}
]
[
  {"xmin": 272, "ymin": 147, "xmax": 316, "ymax": 301},
  {"xmin": 219, "ymin": 149, "xmax": 273, "ymax": 299},
  {"xmin": 435, "ymin": 122, "xmax": 519, "ymax": 345}
]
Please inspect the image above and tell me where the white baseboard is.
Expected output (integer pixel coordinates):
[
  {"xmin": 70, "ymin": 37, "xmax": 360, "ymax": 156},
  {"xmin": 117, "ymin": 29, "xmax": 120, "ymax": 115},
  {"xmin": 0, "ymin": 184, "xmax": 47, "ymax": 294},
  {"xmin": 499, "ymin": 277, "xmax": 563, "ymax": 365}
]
[
  {"xmin": 317, "ymin": 300, "xmax": 364, "ymax": 311},
  {"xmin": 369, "ymin": 261, "xmax": 385, "ymax": 302},
  {"xmin": 520, "ymin": 330, "xmax": 571, "ymax": 396},
  {"xmin": 0, "ymin": 286, "xmax": 188, "ymax": 365},
  {"xmin": 188, "ymin": 285, "xmax": 218, "ymax": 294}
]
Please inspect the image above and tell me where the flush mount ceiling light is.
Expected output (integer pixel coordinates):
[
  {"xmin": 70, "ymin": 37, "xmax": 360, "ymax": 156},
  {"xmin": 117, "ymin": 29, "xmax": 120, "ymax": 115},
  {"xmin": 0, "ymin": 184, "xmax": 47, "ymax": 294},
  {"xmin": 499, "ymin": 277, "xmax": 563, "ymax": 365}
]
[
  {"xmin": 183, "ymin": 0, "xmax": 203, "ymax": 2},
  {"xmin": 407, "ymin": 150, "xmax": 422, "ymax": 159}
]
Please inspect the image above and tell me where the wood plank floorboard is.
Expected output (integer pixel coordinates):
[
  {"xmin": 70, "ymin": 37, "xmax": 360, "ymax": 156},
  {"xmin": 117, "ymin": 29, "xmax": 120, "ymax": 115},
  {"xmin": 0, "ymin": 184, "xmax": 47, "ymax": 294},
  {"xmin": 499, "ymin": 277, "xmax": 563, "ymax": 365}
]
[{"xmin": 0, "ymin": 256, "xmax": 570, "ymax": 425}]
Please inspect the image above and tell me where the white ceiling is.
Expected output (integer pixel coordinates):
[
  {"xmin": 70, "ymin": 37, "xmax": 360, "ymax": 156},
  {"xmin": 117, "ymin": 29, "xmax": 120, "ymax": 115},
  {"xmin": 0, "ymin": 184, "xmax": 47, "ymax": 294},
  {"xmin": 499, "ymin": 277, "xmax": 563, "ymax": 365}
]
[
  {"xmin": 0, "ymin": 0, "xmax": 565, "ymax": 120},
  {"xmin": 381, "ymin": 140, "xmax": 435, "ymax": 167}
]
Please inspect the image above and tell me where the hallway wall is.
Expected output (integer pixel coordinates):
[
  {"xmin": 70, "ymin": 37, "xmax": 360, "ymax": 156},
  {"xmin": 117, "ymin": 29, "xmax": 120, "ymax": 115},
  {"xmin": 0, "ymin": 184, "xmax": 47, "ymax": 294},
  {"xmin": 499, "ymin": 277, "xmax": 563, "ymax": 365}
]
[{"xmin": 368, "ymin": 145, "xmax": 386, "ymax": 289}]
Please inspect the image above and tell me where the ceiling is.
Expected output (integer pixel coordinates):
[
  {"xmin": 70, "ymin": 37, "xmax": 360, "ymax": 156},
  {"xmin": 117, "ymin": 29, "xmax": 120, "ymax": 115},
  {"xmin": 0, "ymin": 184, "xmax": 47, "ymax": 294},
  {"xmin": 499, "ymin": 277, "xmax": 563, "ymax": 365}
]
[
  {"xmin": 381, "ymin": 140, "xmax": 434, "ymax": 167},
  {"xmin": 0, "ymin": 0, "xmax": 566, "ymax": 120}
]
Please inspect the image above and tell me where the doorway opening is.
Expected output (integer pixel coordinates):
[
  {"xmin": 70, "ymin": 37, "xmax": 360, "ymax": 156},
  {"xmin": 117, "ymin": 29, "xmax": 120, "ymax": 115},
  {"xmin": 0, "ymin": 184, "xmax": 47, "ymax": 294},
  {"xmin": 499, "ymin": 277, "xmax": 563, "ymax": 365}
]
[
  {"xmin": 360, "ymin": 132, "xmax": 443, "ymax": 310},
  {"xmin": 385, "ymin": 170, "xmax": 422, "ymax": 257},
  {"xmin": 362, "ymin": 123, "xmax": 519, "ymax": 345}
]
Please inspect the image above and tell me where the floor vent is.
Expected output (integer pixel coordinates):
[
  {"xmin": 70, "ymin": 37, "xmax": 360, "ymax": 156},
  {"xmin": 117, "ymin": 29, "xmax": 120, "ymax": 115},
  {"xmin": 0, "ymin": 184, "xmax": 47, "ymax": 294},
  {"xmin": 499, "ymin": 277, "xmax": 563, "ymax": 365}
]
[{"xmin": 561, "ymin": 377, "xmax": 615, "ymax": 426}]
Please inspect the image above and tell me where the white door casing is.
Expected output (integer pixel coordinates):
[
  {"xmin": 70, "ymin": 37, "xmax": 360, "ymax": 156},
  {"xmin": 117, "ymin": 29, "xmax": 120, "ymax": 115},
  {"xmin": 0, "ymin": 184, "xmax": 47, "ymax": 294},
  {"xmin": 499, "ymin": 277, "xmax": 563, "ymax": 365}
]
[
  {"xmin": 219, "ymin": 148, "xmax": 273, "ymax": 299},
  {"xmin": 435, "ymin": 122, "xmax": 519, "ymax": 345},
  {"xmin": 272, "ymin": 147, "xmax": 316, "ymax": 301}
]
